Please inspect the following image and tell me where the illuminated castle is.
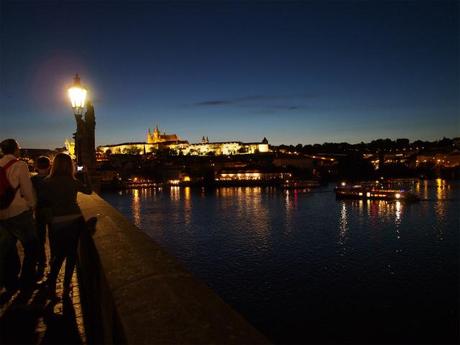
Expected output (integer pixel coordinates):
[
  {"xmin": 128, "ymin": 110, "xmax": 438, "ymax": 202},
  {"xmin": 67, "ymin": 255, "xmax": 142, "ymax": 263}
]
[
  {"xmin": 147, "ymin": 125, "xmax": 180, "ymax": 144},
  {"xmin": 98, "ymin": 124, "xmax": 270, "ymax": 156}
]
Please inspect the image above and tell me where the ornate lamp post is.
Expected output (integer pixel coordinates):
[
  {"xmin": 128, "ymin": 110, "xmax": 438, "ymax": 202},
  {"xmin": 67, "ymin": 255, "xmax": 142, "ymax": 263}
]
[{"xmin": 68, "ymin": 74, "xmax": 87, "ymax": 167}]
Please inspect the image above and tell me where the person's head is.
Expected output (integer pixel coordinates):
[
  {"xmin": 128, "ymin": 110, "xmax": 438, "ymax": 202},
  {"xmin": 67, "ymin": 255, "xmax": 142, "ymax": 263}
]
[
  {"xmin": 50, "ymin": 153, "xmax": 75, "ymax": 179},
  {"xmin": 36, "ymin": 156, "xmax": 51, "ymax": 175},
  {"xmin": 0, "ymin": 139, "xmax": 20, "ymax": 157}
]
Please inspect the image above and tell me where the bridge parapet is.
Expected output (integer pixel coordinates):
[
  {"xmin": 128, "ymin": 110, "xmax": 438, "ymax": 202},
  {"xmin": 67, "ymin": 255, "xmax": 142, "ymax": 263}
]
[{"xmin": 77, "ymin": 192, "xmax": 269, "ymax": 344}]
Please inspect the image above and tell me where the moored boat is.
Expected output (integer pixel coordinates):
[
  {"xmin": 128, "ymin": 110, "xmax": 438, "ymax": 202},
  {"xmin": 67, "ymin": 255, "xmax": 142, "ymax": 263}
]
[{"xmin": 335, "ymin": 182, "xmax": 419, "ymax": 201}]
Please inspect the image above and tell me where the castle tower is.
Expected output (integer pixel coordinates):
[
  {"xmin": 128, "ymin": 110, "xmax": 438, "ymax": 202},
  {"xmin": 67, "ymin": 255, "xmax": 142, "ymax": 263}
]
[
  {"xmin": 147, "ymin": 125, "xmax": 162, "ymax": 144},
  {"xmin": 147, "ymin": 128, "xmax": 152, "ymax": 143},
  {"xmin": 153, "ymin": 125, "xmax": 160, "ymax": 142}
]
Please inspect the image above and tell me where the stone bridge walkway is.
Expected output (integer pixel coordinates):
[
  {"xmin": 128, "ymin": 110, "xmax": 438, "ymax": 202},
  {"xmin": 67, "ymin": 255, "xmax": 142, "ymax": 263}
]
[{"xmin": 0, "ymin": 242, "xmax": 86, "ymax": 344}]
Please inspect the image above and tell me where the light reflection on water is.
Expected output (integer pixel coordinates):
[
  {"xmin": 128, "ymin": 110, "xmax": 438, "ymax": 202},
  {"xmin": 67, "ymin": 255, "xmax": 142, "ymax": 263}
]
[
  {"xmin": 101, "ymin": 180, "xmax": 459, "ymax": 343},
  {"xmin": 338, "ymin": 201, "xmax": 348, "ymax": 246},
  {"xmin": 131, "ymin": 188, "xmax": 141, "ymax": 227},
  {"xmin": 184, "ymin": 187, "xmax": 191, "ymax": 226}
]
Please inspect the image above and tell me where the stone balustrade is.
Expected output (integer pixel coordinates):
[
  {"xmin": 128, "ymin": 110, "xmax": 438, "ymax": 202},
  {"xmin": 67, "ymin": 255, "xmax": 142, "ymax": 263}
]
[{"xmin": 77, "ymin": 192, "xmax": 269, "ymax": 344}]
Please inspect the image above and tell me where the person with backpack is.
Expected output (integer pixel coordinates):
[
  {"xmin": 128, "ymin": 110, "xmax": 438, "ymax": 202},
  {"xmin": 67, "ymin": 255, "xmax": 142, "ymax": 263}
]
[{"xmin": 0, "ymin": 139, "xmax": 38, "ymax": 295}]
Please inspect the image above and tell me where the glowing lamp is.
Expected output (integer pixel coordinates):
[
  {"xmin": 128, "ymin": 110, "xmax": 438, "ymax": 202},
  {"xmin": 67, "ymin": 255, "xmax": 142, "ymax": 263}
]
[
  {"xmin": 68, "ymin": 74, "xmax": 87, "ymax": 115},
  {"xmin": 395, "ymin": 193, "xmax": 401, "ymax": 199}
]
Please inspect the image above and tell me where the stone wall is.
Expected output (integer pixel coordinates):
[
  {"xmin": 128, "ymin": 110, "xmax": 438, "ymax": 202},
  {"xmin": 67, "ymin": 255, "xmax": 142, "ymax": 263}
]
[{"xmin": 77, "ymin": 193, "xmax": 269, "ymax": 344}]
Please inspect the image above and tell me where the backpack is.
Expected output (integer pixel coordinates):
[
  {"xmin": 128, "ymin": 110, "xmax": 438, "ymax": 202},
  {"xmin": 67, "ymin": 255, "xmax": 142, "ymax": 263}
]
[{"xmin": 0, "ymin": 159, "xmax": 19, "ymax": 210}]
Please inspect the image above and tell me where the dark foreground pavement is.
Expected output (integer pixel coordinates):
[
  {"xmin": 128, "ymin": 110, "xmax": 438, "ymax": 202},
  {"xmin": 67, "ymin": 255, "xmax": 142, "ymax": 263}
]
[{"xmin": 0, "ymin": 242, "xmax": 86, "ymax": 344}]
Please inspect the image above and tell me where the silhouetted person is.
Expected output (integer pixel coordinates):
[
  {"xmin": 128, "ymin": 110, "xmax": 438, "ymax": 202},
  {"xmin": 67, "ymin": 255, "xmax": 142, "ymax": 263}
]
[
  {"xmin": 0, "ymin": 139, "xmax": 38, "ymax": 295},
  {"xmin": 31, "ymin": 156, "xmax": 52, "ymax": 279},
  {"xmin": 42, "ymin": 153, "xmax": 91, "ymax": 297}
]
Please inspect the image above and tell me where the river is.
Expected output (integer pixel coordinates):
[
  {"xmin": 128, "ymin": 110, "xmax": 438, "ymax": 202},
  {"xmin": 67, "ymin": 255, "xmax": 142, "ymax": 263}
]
[{"xmin": 101, "ymin": 179, "xmax": 459, "ymax": 343}]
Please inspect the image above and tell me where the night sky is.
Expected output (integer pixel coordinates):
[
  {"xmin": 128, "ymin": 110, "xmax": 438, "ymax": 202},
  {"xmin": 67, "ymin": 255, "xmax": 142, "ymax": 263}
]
[{"xmin": 1, "ymin": 1, "xmax": 459, "ymax": 149}]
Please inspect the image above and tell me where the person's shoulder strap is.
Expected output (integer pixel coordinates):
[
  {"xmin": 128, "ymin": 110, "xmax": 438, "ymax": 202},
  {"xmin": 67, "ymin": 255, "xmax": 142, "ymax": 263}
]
[{"xmin": 2, "ymin": 158, "xmax": 19, "ymax": 170}]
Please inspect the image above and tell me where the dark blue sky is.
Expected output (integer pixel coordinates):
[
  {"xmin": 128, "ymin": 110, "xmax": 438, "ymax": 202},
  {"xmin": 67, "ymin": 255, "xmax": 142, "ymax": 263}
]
[{"xmin": 1, "ymin": 1, "xmax": 459, "ymax": 148}]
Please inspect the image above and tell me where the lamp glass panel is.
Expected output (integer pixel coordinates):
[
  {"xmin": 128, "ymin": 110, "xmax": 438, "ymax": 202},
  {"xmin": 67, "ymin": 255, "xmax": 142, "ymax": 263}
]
[{"xmin": 68, "ymin": 87, "xmax": 87, "ymax": 108}]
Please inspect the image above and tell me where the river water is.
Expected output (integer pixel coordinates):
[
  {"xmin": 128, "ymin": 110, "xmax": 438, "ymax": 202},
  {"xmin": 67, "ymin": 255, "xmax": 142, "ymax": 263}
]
[{"xmin": 101, "ymin": 180, "xmax": 459, "ymax": 344}]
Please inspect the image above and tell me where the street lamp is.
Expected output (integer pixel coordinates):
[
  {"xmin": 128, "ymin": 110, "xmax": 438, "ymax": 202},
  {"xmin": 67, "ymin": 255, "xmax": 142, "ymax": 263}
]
[
  {"xmin": 68, "ymin": 74, "xmax": 87, "ymax": 116},
  {"xmin": 68, "ymin": 73, "xmax": 87, "ymax": 166}
]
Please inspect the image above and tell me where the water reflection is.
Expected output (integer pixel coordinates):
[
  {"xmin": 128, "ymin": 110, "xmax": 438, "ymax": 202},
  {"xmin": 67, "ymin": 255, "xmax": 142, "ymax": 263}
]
[
  {"xmin": 435, "ymin": 178, "xmax": 449, "ymax": 199},
  {"xmin": 435, "ymin": 179, "xmax": 447, "ymax": 222},
  {"xmin": 358, "ymin": 200, "xmax": 364, "ymax": 217},
  {"xmin": 284, "ymin": 190, "xmax": 298, "ymax": 235},
  {"xmin": 170, "ymin": 186, "xmax": 180, "ymax": 201},
  {"xmin": 284, "ymin": 190, "xmax": 299, "ymax": 211},
  {"xmin": 421, "ymin": 180, "xmax": 429, "ymax": 200},
  {"xmin": 131, "ymin": 188, "xmax": 141, "ymax": 227},
  {"xmin": 350, "ymin": 199, "xmax": 405, "ymax": 229},
  {"xmin": 238, "ymin": 188, "xmax": 269, "ymax": 243},
  {"xmin": 249, "ymin": 190, "xmax": 270, "ymax": 244},
  {"xmin": 214, "ymin": 187, "xmax": 270, "ymax": 242},
  {"xmin": 395, "ymin": 201, "xmax": 402, "ymax": 225},
  {"xmin": 395, "ymin": 201, "xmax": 402, "ymax": 240},
  {"xmin": 184, "ymin": 187, "xmax": 192, "ymax": 225},
  {"xmin": 434, "ymin": 179, "xmax": 448, "ymax": 240},
  {"xmin": 338, "ymin": 202, "xmax": 348, "ymax": 247}
]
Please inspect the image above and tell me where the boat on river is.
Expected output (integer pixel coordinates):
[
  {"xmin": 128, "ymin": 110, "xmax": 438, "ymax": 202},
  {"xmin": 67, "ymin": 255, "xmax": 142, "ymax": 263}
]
[
  {"xmin": 335, "ymin": 181, "xmax": 419, "ymax": 201},
  {"xmin": 122, "ymin": 177, "xmax": 162, "ymax": 189},
  {"xmin": 282, "ymin": 179, "xmax": 321, "ymax": 189}
]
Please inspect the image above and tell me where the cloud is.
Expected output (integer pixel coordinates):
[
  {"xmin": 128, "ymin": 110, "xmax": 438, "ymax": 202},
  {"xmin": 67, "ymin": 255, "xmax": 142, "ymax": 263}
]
[
  {"xmin": 194, "ymin": 100, "xmax": 234, "ymax": 106},
  {"xmin": 192, "ymin": 94, "xmax": 313, "ymax": 108},
  {"xmin": 193, "ymin": 95, "xmax": 270, "ymax": 106}
]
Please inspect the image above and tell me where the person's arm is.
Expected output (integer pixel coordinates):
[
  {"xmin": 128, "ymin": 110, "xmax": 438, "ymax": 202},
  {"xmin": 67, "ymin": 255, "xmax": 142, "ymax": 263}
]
[
  {"xmin": 76, "ymin": 176, "xmax": 92, "ymax": 195},
  {"xmin": 18, "ymin": 162, "xmax": 36, "ymax": 209}
]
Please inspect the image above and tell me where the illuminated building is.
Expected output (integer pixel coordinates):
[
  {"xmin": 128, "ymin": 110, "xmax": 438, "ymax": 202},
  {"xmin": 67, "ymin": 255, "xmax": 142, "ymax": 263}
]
[
  {"xmin": 215, "ymin": 169, "xmax": 289, "ymax": 181},
  {"xmin": 183, "ymin": 137, "xmax": 269, "ymax": 156},
  {"xmin": 416, "ymin": 151, "xmax": 460, "ymax": 167},
  {"xmin": 147, "ymin": 125, "xmax": 181, "ymax": 144},
  {"xmin": 98, "ymin": 142, "xmax": 149, "ymax": 155},
  {"xmin": 65, "ymin": 138, "xmax": 76, "ymax": 158},
  {"xmin": 97, "ymin": 126, "xmax": 271, "ymax": 156}
]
